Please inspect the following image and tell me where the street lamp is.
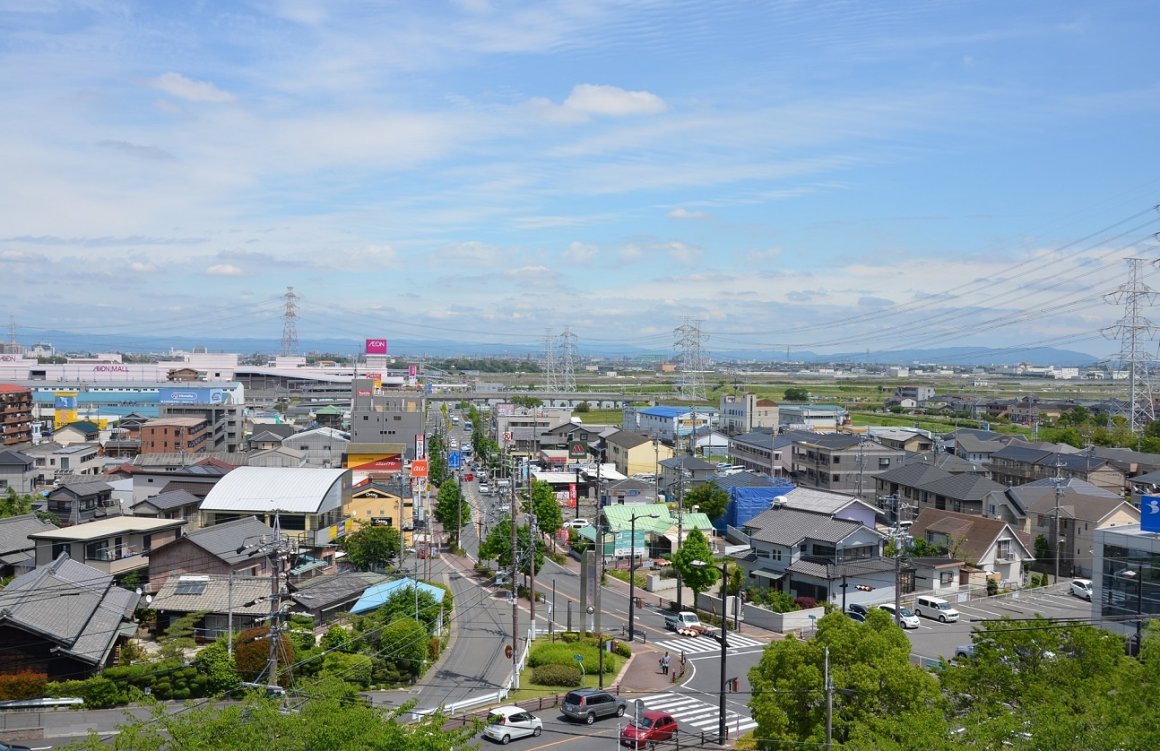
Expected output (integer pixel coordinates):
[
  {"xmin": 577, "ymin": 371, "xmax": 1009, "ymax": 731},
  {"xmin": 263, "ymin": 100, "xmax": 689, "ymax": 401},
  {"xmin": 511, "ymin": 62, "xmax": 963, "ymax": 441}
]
[
  {"xmin": 627, "ymin": 511, "xmax": 659, "ymax": 642},
  {"xmin": 692, "ymin": 558, "xmax": 728, "ymax": 746}
]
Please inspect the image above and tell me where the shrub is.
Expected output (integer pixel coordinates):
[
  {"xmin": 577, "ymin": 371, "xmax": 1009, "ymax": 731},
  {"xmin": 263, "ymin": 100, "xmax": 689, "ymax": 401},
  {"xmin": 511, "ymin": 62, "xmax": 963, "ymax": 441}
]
[
  {"xmin": 793, "ymin": 596, "xmax": 818, "ymax": 610},
  {"xmin": 0, "ymin": 671, "xmax": 47, "ymax": 700},
  {"xmin": 767, "ymin": 591, "xmax": 800, "ymax": 613},
  {"xmin": 531, "ymin": 664, "xmax": 581, "ymax": 687},
  {"xmin": 614, "ymin": 641, "xmax": 632, "ymax": 658},
  {"xmin": 559, "ymin": 631, "xmax": 581, "ymax": 643}
]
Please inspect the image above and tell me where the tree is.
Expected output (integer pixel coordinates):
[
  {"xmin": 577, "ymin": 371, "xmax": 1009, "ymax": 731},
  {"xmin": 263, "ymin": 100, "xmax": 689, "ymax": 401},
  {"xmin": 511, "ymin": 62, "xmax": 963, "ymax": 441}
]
[
  {"xmin": 684, "ymin": 482, "xmax": 729, "ymax": 522},
  {"xmin": 511, "ymin": 395, "xmax": 543, "ymax": 408},
  {"xmin": 375, "ymin": 617, "xmax": 429, "ymax": 683},
  {"xmin": 433, "ymin": 480, "xmax": 469, "ymax": 547},
  {"xmin": 340, "ymin": 523, "xmax": 401, "ymax": 571},
  {"xmin": 479, "ymin": 517, "xmax": 544, "ymax": 575},
  {"xmin": 64, "ymin": 677, "xmax": 478, "ymax": 751},
  {"xmin": 784, "ymin": 387, "xmax": 810, "ymax": 402},
  {"xmin": 233, "ymin": 625, "xmax": 296, "ymax": 685},
  {"xmin": 749, "ymin": 611, "xmax": 948, "ymax": 750},
  {"xmin": 528, "ymin": 479, "xmax": 563, "ymax": 547},
  {"xmin": 1033, "ymin": 534, "xmax": 1050, "ymax": 562},
  {"xmin": 670, "ymin": 528, "xmax": 718, "ymax": 597}
]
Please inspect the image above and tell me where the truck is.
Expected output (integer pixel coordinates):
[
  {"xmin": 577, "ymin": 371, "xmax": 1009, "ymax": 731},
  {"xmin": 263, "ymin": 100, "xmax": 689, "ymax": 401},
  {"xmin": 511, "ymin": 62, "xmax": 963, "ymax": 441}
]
[{"xmin": 664, "ymin": 611, "xmax": 704, "ymax": 632}]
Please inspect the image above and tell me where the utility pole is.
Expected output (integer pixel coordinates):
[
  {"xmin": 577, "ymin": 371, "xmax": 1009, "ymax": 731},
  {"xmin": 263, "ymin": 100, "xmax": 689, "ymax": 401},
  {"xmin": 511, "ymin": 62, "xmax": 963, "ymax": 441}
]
[
  {"xmin": 891, "ymin": 496, "xmax": 910, "ymax": 627},
  {"xmin": 1052, "ymin": 453, "xmax": 1066, "ymax": 582},
  {"xmin": 509, "ymin": 453, "xmax": 519, "ymax": 684},
  {"xmin": 824, "ymin": 646, "xmax": 833, "ymax": 751},
  {"xmin": 676, "ymin": 468, "xmax": 685, "ymax": 613},
  {"xmin": 237, "ymin": 512, "xmax": 298, "ymax": 688}
]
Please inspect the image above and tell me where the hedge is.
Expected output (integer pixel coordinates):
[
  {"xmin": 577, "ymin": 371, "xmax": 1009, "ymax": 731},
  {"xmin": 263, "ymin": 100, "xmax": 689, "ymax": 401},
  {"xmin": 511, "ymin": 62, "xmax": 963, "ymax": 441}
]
[
  {"xmin": 531, "ymin": 664, "xmax": 581, "ymax": 687},
  {"xmin": 0, "ymin": 671, "xmax": 47, "ymax": 701}
]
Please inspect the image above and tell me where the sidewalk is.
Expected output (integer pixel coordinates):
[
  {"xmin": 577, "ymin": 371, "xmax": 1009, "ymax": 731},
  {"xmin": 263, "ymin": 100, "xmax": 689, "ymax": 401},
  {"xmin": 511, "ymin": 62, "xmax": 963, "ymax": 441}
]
[{"xmin": 614, "ymin": 641, "xmax": 683, "ymax": 695}]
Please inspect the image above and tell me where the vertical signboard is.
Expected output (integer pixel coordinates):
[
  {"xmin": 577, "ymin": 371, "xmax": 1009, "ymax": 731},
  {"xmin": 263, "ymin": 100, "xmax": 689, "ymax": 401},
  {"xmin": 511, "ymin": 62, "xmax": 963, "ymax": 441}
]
[
  {"xmin": 54, "ymin": 391, "xmax": 78, "ymax": 428},
  {"xmin": 408, "ymin": 363, "xmax": 418, "ymax": 378},
  {"xmin": 415, "ymin": 434, "xmax": 426, "ymax": 459},
  {"xmin": 410, "ymin": 459, "xmax": 429, "ymax": 479},
  {"xmin": 1142, "ymin": 495, "xmax": 1160, "ymax": 533},
  {"xmin": 365, "ymin": 338, "xmax": 388, "ymax": 355},
  {"xmin": 568, "ymin": 483, "xmax": 577, "ymax": 509}
]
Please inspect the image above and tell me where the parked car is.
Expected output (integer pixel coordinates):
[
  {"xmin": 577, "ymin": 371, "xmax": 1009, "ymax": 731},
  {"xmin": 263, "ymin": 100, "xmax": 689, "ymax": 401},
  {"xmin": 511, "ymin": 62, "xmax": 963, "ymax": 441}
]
[
  {"xmin": 845, "ymin": 603, "xmax": 869, "ymax": 617},
  {"xmin": 1070, "ymin": 578, "xmax": 1094, "ymax": 601},
  {"xmin": 620, "ymin": 710, "xmax": 678, "ymax": 748},
  {"xmin": 878, "ymin": 603, "xmax": 921, "ymax": 629},
  {"xmin": 954, "ymin": 644, "xmax": 976, "ymax": 660},
  {"xmin": 845, "ymin": 610, "xmax": 866, "ymax": 623},
  {"xmin": 565, "ymin": 518, "xmax": 590, "ymax": 529},
  {"xmin": 561, "ymin": 688, "xmax": 627, "ymax": 724},
  {"xmin": 479, "ymin": 483, "xmax": 491, "ymax": 495},
  {"xmin": 915, "ymin": 595, "xmax": 960, "ymax": 623},
  {"xmin": 483, "ymin": 706, "xmax": 542, "ymax": 744}
]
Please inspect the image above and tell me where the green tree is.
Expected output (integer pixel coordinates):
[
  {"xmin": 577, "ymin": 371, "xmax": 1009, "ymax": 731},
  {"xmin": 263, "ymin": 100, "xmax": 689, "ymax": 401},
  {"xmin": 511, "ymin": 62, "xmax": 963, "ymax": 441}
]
[
  {"xmin": 433, "ymin": 481, "xmax": 469, "ymax": 547},
  {"xmin": 340, "ymin": 523, "xmax": 401, "ymax": 571},
  {"xmin": 684, "ymin": 482, "xmax": 729, "ymax": 521},
  {"xmin": 376, "ymin": 617, "xmax": 429, "ymax": 682},
  {"xmin": 1033, "ymin": 534, "xmax": 1050, "ymax": 561},
  {"xmin": 749, "ymin": 610, "xmax": 948, "ymax": 750},
  {"xmin": 0, "ymin": 488, "xmax": 37, "ymax": 519},
  {"xmin": 511, "ymin": 396, "xmax": 543, "ymax": 408},
  {"xmin": 528, "ymin": 479, "xmax": 563, "ymax": 547},
  {"xmin": 479, "ymin": 517, "xmax": 544, "ymax": 576},
  {"xmin": 784, "ymin": 387, "xmax": 810, "ymax": 402},
  {"xmin": 372, "ymin": 586, "xmax": 444, "ymax": 636},
  {"xmin": 63, "ymin": 677, "xmax": 477, "ymax": 751},
  {"xmin": 670, "ymin": 528, "xmax": 718, "ymax": 597}
]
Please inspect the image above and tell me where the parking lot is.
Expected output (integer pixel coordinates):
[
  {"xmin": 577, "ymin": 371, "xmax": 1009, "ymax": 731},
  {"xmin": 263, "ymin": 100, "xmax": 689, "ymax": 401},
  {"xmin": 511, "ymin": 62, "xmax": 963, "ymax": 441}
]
[{"xmin": 904, "ymin": 586, "xmax": 1095, "ymax": 661}]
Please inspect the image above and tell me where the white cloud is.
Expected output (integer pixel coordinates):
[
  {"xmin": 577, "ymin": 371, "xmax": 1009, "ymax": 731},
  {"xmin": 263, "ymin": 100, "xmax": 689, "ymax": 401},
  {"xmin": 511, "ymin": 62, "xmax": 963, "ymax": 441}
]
[
  {"xmin": 745, "ymin": 247, "xmax": 784, "ymax": 263},
  {"xmin": 149, "ymin": 73, "xmax": 236, "ymax": 103},
  {"xmin": 128, "ymin": 262, "xmax": 157, "ymax": 273},
  {"xmin": 505, "ymin": 265, "xmax": 557, "ymax": 282},
  {"xmin": 206, "ymin": 264, "xmax": 244, "ymax": 276},
  {"xmin": 669, "ymin": 208, "xmax": 710, "ymax": 220},
  {"xmin": 563, "ymin": 84, "xmax": 668, "ymax": 117},
  {"xmin": 564, "ymin": 241, "xmax": 598, "ymax": 264}
]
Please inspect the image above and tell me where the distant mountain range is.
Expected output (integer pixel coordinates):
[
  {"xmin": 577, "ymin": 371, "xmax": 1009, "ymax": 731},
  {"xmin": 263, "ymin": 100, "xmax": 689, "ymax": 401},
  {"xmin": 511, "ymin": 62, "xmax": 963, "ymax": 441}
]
[{"xmin": 21, "ymin": 330, "xmax": 1102, "ymax": 368}]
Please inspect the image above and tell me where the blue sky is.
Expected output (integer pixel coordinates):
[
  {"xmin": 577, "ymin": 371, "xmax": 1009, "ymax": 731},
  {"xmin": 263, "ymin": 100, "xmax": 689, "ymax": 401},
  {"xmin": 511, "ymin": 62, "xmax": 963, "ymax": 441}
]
[{"xmin": 2, "ymin": 1, "xmax": 1159, "ymax": 359}]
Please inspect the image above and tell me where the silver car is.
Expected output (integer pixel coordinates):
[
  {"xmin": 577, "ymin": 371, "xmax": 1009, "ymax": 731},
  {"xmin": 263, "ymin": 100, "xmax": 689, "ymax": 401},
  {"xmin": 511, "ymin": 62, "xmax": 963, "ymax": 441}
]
[{"xmin": 878, "ymin": 603, "xmax": 920, "ymax": 629}]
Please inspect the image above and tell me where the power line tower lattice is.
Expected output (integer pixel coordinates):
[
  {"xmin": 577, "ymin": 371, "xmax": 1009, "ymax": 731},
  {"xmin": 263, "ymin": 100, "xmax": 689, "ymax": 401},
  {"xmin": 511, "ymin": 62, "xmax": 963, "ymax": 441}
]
[
  {"xmin": 558, "ymin": 329, "xmax": 577, "ymax": 393},
  {"xmin": 280, "ymin": 286, "xmax": 299, "ymax": 357},
  {"xmin": 1102, "ymin": 258, "xmax": 1158, "ymax": 434},
  {"xmin": 673, "ymin": 318, "xmax": 708, "ymax": 401},
  {"xmin": 543, "ymin": 328, "xmax": 558, "ymax": 392}
]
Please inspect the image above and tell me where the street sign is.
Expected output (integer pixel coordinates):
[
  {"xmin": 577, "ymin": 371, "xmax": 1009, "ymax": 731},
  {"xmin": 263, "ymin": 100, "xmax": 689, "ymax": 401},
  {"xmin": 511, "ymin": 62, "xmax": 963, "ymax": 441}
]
[
  {"xmin": 1143, "ymin": 495, "xmax": 1160, "ymax": 533},
  {"xmin": 449, "ymin": 451, "xmax": 462, "ymax": 469}
]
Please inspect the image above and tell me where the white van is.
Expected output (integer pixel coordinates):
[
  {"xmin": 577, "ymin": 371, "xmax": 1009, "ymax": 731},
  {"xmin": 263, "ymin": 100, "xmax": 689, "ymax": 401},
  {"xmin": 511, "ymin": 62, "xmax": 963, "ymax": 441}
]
[{"xmin": 914, "ymin": 595, "xmax": 960, "ymax": 623}]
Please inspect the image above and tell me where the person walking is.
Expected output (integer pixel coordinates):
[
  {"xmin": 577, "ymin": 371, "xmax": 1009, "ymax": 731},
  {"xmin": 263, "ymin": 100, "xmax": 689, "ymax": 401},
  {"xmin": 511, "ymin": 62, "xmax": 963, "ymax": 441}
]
[{"xmin": 661, "ymin": 652, "xmax": 671, "ymax": 675}]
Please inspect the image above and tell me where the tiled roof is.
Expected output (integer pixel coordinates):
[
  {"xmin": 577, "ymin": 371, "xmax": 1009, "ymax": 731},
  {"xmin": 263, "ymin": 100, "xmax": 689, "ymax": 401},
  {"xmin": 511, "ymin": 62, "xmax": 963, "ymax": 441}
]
[
  {"xmin": 1021, "ymin": 489, "xmax": 1136, "ymax": 524},
  {"xmin": 779, "ymin": 488, "xmax": 863, "ymax": 515},
  {"xmin": 0, "ymin": 514, "xmax": 58, "ymax": 555},
  {"xmin": 250, "ymin": 430, "xmax": 289, "ymax": 443},
  {"xmin": 130, "ymin": 489, "xmax": 200, "ymax": 513},
  {"xmin": 709, "ymin": 472, "xmax": 779, "ymax": 490},
  {"xmin": 1018, "ymin": 477, "xmax": 1119, "ymax": 497},
  {"xmin": 743, "ymin": 508, "xmax": 873, "ymax": 547},
  {"xmin": 0, "ymin": 449, "xmax": 34, "ymax": 467},
  {"xmin": 908, "ymin": 508, "xmax": 1030, "ymax": 564},
  {"xmin": 658, "ymin": 456, "xmax": 715, "ymax": 471},
  {"xmin": 47, "ymin": 480, "xmax": 113, "ymax": 498},
  {"xmin": 290, "ymin": 571, "xmax": 390, "ymax": 610},
  {"xmin": 876, "ymin": 462, "xmax": 952, "ymax": 488},
  {"xmin": 604, "ymin": 430, "xmax": 653, "ymax": 449},
  {"xmin": 792, "ymin": 433, "xmax": 865, "ymax": 450},
  {"xmin": 150, "ymin": 574, "xmax": 272, "ymax": 616},
  {"xmin": 920, "ymin": 473, "xmax": 1006, "ymax": 501},
  {"xmin": 0, "ymin": 554, "xmax": 138, "ymax": 665},
  {"xmin": 176, "ymin": 516, "xmax": 278, "ymax": 565},
  {"xmin": 729, "ymin": 431, "xmax": 777, "ymax": 449}
]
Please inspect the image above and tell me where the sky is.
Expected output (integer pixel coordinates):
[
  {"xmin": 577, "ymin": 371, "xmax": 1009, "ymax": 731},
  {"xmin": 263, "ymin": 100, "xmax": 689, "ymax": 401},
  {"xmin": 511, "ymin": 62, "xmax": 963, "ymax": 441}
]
[{"xmin": 3, "ymin": 0, "xmax": 1160, "ymax": 361}]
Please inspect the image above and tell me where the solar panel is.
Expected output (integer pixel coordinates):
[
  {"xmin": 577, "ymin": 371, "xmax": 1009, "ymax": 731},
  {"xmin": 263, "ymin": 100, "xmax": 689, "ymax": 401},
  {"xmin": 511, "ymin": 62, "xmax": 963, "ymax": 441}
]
[{"xmin": 174, "ymin": 579, "xmax": 208, "ymax": 595}]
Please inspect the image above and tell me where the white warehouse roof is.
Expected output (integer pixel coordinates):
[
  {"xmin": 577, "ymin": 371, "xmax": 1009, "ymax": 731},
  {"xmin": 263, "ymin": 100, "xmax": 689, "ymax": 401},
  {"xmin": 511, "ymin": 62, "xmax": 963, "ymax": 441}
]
[{"xmin": 200, "ymin": 467, "xmax": 350, "ymax": 514}]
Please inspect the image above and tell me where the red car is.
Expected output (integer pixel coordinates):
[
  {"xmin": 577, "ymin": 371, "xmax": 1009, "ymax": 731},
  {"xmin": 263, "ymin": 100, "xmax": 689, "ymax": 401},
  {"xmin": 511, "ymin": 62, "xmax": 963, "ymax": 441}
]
[{"xmin": 620, "ymin": 710, "xmax": 678, "ymax": 748}]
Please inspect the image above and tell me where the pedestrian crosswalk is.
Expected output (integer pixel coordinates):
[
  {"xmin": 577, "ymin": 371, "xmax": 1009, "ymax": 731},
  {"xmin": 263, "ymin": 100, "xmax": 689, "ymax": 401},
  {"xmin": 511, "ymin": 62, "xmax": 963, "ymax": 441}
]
[
  {"xmin": 635, "ymin": 692, "xmax": 758, "ymax": 736},
  {"xmin": 652, "ymin": 632, "xmax": 765, "ymax": 656}
]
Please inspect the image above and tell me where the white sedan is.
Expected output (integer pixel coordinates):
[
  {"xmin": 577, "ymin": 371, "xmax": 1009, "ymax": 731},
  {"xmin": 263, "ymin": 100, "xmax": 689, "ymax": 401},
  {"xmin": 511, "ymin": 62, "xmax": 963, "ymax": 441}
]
[
  {"xmin": 565, "ymin": 518, "xmax": 590, "ymax": 529},
  {"xmin": 483, "ymin": 706, "xmax": 542, "ymax": 744},
  {"xmin": 878, "ymin": 603, "xmax": 921, "ymax": 629}
]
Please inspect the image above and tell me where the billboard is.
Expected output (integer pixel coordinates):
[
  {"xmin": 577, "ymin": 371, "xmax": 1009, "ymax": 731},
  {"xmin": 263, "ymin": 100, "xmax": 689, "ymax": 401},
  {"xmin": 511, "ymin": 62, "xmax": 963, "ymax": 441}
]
[
  {"xmin": 408, "ymin": 363, "xmax": 418, "ymax": 378},
  {"xmin": 410, "ymin": 459, "xmax": 429, "ymax": 479},
  {"xmin": 365, "ymin": 338, "xmax": 388, "ymax": 355},
  {"xmin": 1143, "ymin": 495, "xmax": 1160, "ymax": 533},
  {"xmin": 53, "ymin": 391, "xmax": 78, "ymax": 428},
  {"xmin": 159, "ymin": 387, "xmax": 225, "ymax": 405}
]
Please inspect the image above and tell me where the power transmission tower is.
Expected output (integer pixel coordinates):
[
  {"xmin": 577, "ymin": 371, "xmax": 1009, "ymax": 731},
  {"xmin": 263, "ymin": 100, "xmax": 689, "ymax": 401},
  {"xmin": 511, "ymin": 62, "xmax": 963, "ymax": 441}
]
[
  {"xmin": 558, "ymin": 329, "xmax": 578, "ymax": 392},
  {"xmin": 543, "ymin": 328, "xmax": 558, "ymax": 391},
  {"xmin": 280, "ymin": 287, "xmax": 299, "ymax": 356},
  {"xmin": 673, "ymin": 318, "xmax": 708, "ymax": 401},
  {"xmin": 1102, "ymin": 258, "xmax": 1158, "ymax": 434}
]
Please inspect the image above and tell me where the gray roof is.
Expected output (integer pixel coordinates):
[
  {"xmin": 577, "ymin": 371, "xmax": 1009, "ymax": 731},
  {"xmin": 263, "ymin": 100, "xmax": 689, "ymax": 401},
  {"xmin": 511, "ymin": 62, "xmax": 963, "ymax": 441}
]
[
  {"xmin": 178, "ymin": 516, "xmax": 278, "ymax": 565},
  {"xmin": 0, "ymin": 449, "xmax": 34, "ymax": 468},
  {"xmin": 1023, "ymin": 491, "xmax": 1136, "ymax": 524},
  {"xmin": 659, "ymin": 456, "xmax": 715, "ymax": 471},
  {"xmin": 290, "ymin": 571, "xmax": 391, "ymax": 610},
  {"xmin": 604, "ymin": 430, "xmax": 653, "ymax": 449},
  {"xmin": 729, "ymin": 431, "xmax": 777, "ymax": 450},
  {"xmin": 920, "ymin": 473, "xmax": 1006, "ymax": 501},
  {"xmin": 249, "ymin": 429, "xmax": 290, "ymax": 443},
  {"xmin": 0, "ymin": 553, "xmax": 138, "ymax": 665},
  {"xmin": 785, "ymin": 556, "xmax": 896, "ymax": 580},
  {"xmin": 1018, "ymin": 477, "xmax": 1119, "ymax": 497},
  {"xmin": 130, "ymin": 489, "xmax": 201, "ymax": 513},
  {"xmin": 899, "ymin": 451, "xmax": 982, "ymax": 473},
  {"xmin": 876, "ymin": 462, "xmax": 952, "ymax": 488},
  {"xmin": 743, "ymin": 507, "xmax": 876, "ymax": 547},
  {"xmin": 0, "ymin": 514, "xmax": 58, "ymax": 555},
  {"xmin": 150, "ymin": 574, "xmax": 272, "ymax": 616},
  {"xmin": 47, "ymin": 480, "xmax": 112, "ymax": 498},
  {"xmin": 780, "ymin": 487, "xmax": 865, "ymax": 515},
  {"xmin": 709, "ymin": 472, "xmax": 778, "ymax": 490}
]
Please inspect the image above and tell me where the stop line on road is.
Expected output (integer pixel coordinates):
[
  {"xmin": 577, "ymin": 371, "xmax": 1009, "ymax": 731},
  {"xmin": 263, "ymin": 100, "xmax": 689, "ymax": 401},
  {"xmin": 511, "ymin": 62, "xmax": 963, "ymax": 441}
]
[
  {"xmin": 635, "ymin": 692, "xmax": 758, "ymax": 736},
  {"xmin": 651, "ymin": 632, "xmax": 765, "ymax": 656}
]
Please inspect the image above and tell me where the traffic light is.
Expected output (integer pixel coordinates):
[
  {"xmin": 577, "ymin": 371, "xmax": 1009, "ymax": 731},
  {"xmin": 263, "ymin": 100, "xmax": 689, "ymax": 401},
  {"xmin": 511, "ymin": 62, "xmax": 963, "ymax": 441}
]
[{"xmin": 855, "ymin": 584, "xmax": 874, "ymax": 592}]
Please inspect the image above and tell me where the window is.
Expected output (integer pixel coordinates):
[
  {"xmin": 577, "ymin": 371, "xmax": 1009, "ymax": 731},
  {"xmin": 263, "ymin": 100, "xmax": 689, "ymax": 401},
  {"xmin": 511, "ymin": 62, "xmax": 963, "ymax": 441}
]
[
  {"xmin": 879, "ymin": 458, "xmax": 891, "ymax": 467},
  {"xmin": 939, "ymin": 571, "xmax": 955, "ymax": 585}
]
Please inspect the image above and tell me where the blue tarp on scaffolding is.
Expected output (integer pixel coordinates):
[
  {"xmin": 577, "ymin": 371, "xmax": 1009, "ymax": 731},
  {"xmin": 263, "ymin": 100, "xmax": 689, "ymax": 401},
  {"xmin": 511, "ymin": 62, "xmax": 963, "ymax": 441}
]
[
  {"xmin": 719, "ymin": 482, "xmax": 796, "ymax": 532},
  {"xmin": 350, "ymin": 576, "xmax": 446, "ymax": 615}
]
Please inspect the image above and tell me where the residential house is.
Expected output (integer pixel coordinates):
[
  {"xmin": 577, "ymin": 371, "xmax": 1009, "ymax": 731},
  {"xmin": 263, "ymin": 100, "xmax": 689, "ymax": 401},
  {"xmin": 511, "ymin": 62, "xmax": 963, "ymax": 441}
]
[
  {"xmin": 908, "ymin": 508, "xmax": 1035, "ymax": 588},
  {"xmin": 1021, "ymin": 484, "xmax": 1139, "ymax": 578},
  {"xmin": 874, "ymin": 462, "xmax": 1006, "ymax": 518},
  {"xmin": 41, "ymin": 480, "xmax": 119, "ymax": 527},
  {"xmin": 658, "ymin": 456, "xmax": 717, "ymax": 500},
  {"xmin": 588, "ymin": 503, "xmax": 715, "ymax": 562},
  {"xmin": 0, "ymin": 513, "xmax": 57, "ymax": 578},
  {"xmin": 25, "ymin": 441, "xmax": 104, "ymax": 485},
  {"xmin": 0, "ymin": 384, "xmax": 33, "ymax": 446},
  {"xmin": 604, "ymin": 430, "xmax": 672, "ymax": 477},
  {"xmin": 539, "ymin": 420, "xmax": 602, "ymax": 454},
  {"xmin": 790, "ymin": 434, "xmax": 906, "ymax": 502},
  {"xmin": 0, "ymin": 448, "xmax": 37, "ymax": 493},
  {"xmin": 987, "ymin": 441, "xmax": 1126, "ymax": 494},
  {"xmin": 52, "ymin": 421, "xmax": 101, "ymax": 446},
  {"xmin": 946, "ymin": 429, "xmax": 1009, "ymax": 466},
  {"xmin": 129, "ymin": 489, "xmax": 203, "ymax": 528},
  {"xmin": 602, "ymin": 478, "xmax": 659, "ymax": 507},
  {"xmin": 774, "ymin": 487, "xmax": 879, "ymax": 527},
  {"xmin": 247, "ymin": 446, "xmax": 307, "ymax": 468},
  {"xmin": 147, "ymin": 515, "xmax": 276, "ymax": 592},
  {"xmin": 289, "ymin": 571, "xmax": 391, "ymax": 625},
  {"xmin": 0, "ymin": 554, "xmax": 139, "ymax": 679},
  {"xmin": 778, "ymin": 405, "xmax": 848, "ymax": 431},
  {"xmin": 623, "ymin": 406, "xmax": 712, "ymax": 447},
  {"xmin": 736, "ymin": 507, "xmax": 889, "ymax": 607},
  {"xmin": 108, "ymin": 457, "xmax": 235, "ymax": 504},
  {"xmin": 313, "ymin": 405, "xmax": 346, "ymax": 430},
  {"xmin": 727, "ymin": 430, "xmax": 799, "ymax": 478},
  {"xmin": 281, "ymin": 426, "xmax": 350, "ymax": 468},
  {"xmin": 868, "ymin": 429, "xmax": 934, "ymax": 453},
  {"xmin": 29, "ymin": 516, "xmax": 184, "ymax": 581},
  {"xmin": 249, "ymin": 427, "xmax": 293, "ymax": 451},
  {"xmin": 149, "ymin": 574, "xmax": 272, "ymax": 641},
  {"xmin": 198, "ymin": 466, "xmax": 352, "ymax": 576},
  {"xmin": 718, "ymin": 393, "xmax": 779, "ymax": 435}
]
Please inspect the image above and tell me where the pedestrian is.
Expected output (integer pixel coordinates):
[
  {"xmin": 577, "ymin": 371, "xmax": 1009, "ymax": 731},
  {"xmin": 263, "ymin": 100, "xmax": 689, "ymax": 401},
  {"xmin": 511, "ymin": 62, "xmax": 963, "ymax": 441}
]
[{"xmin": 661, "ymin": 652, "xmax": 671, "ymax": 675}]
